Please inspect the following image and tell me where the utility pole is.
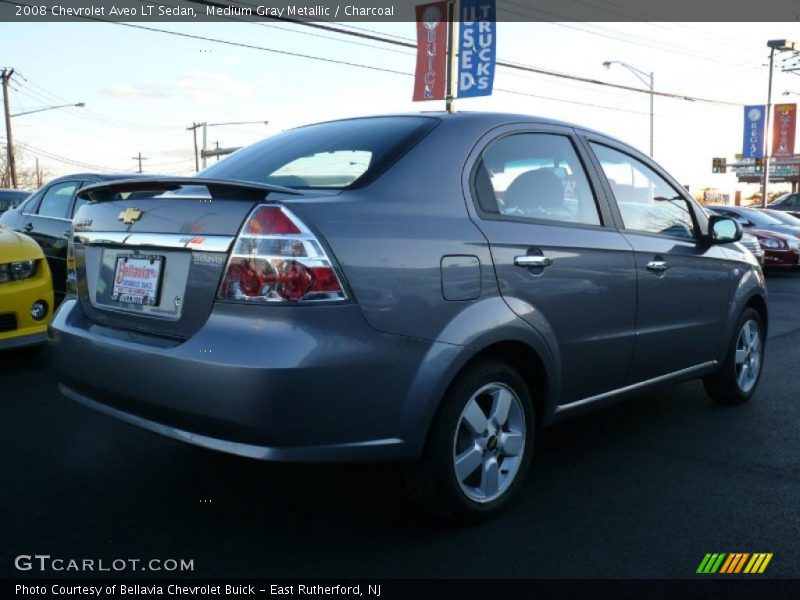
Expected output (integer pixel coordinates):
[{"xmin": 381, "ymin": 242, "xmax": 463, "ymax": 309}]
[
  {"xmin": 131, "ymin": 152, "xmax": 146, "ymax": 173},
  {"xmin": 214, "ymin": 141, "xmax": 220, "ymax": 161},
  {"xmin": 187, "ymin": 122, "xmax": 201, "ymax": 172},
  {"xmin": 202, "ymin": 122, "xmax": 208, "ymax": 169},
  {"xmin": 35, "ymin": 157, "xmax": 41, "ymax": 187},
  {"xmin": 2, "ymin": 68, "xmax": 17, "ymax": 188}
]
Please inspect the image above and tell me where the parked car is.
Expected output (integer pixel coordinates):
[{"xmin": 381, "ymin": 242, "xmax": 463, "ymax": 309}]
[
  {"xmin": 739, "ymin": 232, "xmax": 766, "ymax": 266},
  {"xmin": 702, "ymin": 207, "xmax": 765, "ymax": 266},
  {"xmin": 711, "ymin": 205, "xmax": 800, "ymax": 238},
  {"xmin": 762, "ymin": 208, "xmax": 800, "ymax": 227},
  {"xmin": 0, "ymin": 173, "xmax": 149, "ymax": 302},
  {"xmin": 747, "ymin": 228, "xmax": 800, "ymax": 269},
  {"xmin": 767, "ymin": 192, "xmax": 800, "ymax": 218},
  {"xmin": 49, "ymin": 113, "xmax": 768, "ymax": 521},
  {"xmin": 0, "ymin": 228, "xmax": 54, "ymax": 350},
  {"xmin": 0, "ymin": 189, "xmax": 30, "ymax": 214}
]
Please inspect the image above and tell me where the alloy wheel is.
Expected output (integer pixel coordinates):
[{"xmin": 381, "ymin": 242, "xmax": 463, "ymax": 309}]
[
  {"xmin": 735, "ymin": 319, "xmax": 762, "ymax": 393},
  {"xmin": 452, "ymin": 382, "xmax": 527, "ymax": 503}
]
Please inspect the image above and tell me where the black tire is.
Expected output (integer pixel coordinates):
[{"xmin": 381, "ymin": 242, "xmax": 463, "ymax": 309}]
[
  {"xmin": 703, "ymin": 307, "xmax": 765, "ymax": 405},
  {"xmin": 404, "ymin": 358, "xmax": 535, "ymax": 522}
]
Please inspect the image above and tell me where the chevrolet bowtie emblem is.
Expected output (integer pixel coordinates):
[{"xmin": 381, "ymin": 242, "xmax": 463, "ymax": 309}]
[{"xmin": 118, "ymin": 208, "xmax": 143, "ymax": 224}]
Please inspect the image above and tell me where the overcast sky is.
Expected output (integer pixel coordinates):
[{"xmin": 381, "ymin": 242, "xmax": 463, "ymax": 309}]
[{"xmin": 2, "ymin": 20, "xmax": 799, "ymax": 195}]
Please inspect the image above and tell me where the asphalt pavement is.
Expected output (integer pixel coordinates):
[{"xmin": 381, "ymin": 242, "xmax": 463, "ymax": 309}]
[{"xmin": 2, "ymin": 274, "xmax": 799, "ymax": 579}]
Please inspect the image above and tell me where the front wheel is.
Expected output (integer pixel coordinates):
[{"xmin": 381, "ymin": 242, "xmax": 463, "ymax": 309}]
[
  {"xmin": 404, "ymin": 359, "xmax": 535, "ymax": 522},
  {"xmin": 703, "ymin": 307, "xmax": 765, "ymax": 404}
]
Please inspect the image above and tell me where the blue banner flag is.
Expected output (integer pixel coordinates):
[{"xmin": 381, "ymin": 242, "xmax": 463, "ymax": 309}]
[
  {"xmin": 742, "ymin": 105, "xmax": 766, "ymax": 159},
  {"xmin": 457, "ymin": 0, "xmax": 496, "ymax": 98}
]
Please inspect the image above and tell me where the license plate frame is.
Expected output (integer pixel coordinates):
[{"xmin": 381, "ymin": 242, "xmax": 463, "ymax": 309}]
[{"xmin": 110, "ymin": 253, "xmax": 165, "ymax": 306}]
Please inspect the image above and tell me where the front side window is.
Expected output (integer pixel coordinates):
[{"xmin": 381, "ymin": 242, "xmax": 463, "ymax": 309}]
[
  {"xmin": 473, "ymin": 133, "xmax": 601, "ymax": 226},
  {"xmin": 591, "ymin": 143, "xmax": 696, "ymax": 240},
  {"xmin": 37, "ymin": 181, "xmax": 78, "ymax": 219}
]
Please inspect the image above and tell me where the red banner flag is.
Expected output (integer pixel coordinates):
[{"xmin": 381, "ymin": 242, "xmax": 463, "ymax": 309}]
[
  {"xmin": 772, "ymin": 103, "xmax": 797, "ymax": 157},
  {"xmin": 413, "ymin": 1, "xmax": 448, "ymax": 102}
]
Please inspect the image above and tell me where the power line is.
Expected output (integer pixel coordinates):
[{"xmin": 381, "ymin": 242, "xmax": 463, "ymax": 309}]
[{"xmin": 1, "ymin": 0, "xmax": 745, "ymax": 108}]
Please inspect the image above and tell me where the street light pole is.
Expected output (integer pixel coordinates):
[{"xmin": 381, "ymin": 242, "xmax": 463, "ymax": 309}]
[
  {"xmin": 762, "ymin": 39, "xmax": 798, "ymax": 208},
  {"xmin": 603, "ymin": 61, "xmax": 654, "ymax": 158},
  {"xmin": 762, "ymin": 46, "xmax": 776, "ymax": 208}
]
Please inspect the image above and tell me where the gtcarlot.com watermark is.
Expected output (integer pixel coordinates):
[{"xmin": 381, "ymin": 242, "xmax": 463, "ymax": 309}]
[{"xmin": 14, "ymin": 554, "xmax": 194, "ymax": 573}]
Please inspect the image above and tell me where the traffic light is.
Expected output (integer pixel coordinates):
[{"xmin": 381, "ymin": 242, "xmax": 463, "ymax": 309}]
[
  {"xmin": 754, "ymin": 157, "xmax": 764, "ymax": 173},
  {"xmin": 712, "ymin": 158, "xmax": 720, "ymax": 173},
  {"xmin": 712, "ymin": 157, "xmax": 727, "ymax": 173},
  {"xmin": 719, "ymin": 158, "xmax": 726, "ymax": 174}
]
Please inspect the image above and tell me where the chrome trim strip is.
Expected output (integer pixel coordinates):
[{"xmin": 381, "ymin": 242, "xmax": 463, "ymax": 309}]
[
  {"xmin": 21, "ymin": 212, "xmax": 71, "ymax": 222},
  {"xmin": 555, "ymin": 361, "xmax": 718, "ymax": 414},
  {"xmin": 74, "ymin": 231, "xmax": 234, "ymax": 253}
]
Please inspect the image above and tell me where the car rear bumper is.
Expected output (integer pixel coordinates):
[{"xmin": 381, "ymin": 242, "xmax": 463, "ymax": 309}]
[{"xmin": 49, "ymin": 299, "xmax": 440, "ymax": 462}]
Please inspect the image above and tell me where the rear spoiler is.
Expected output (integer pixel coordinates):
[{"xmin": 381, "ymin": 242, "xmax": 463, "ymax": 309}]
[{"xmin": 76, "ymin": 177, "xmax": 303, "ymax": 203}]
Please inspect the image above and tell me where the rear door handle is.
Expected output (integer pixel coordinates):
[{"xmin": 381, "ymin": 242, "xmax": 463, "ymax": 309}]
[
  {"xmin": 646, "ymin": 260, "xmax": 671, "ymax": 272},
  {"xmin": 23, "ymin": 223, "xmax": 33, "ymax": 232},
  {"xmin": 514, "ymin": 255, "xmax": 553, "ymax": 268}
]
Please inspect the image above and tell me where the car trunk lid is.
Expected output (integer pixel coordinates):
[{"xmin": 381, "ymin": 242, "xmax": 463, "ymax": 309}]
[{"xmin": 71, "ymin": 178, "xmax": 302, "ymax": 339}]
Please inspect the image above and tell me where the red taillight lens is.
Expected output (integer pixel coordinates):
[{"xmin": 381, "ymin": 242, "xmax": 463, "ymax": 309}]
[
  {"xmin": 246, "ymin": 206, "xmax": 301, "ymax": 235},
  {"xmin": 276, "ymin": 260, "xmax": 314, "ymax": 300},
  {"xmin": 218, "ymin": 205, "xmax": 346, "ymax": 303}
]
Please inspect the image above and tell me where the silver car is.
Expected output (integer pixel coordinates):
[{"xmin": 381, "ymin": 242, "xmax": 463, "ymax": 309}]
[{"xmin": 50, "ymin": 113, "xmax": 768, "ymax": 521}]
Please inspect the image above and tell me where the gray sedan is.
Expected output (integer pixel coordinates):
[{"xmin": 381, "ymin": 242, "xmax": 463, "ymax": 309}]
[{"xmin": 50, "ymin": 113, "xmax": 767, "ymax": 521}]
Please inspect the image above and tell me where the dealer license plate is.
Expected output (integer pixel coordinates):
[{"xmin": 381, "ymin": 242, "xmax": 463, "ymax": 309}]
[{"xmin": 111, "ymin": 254, "xmax": 164, "ymax": 306}]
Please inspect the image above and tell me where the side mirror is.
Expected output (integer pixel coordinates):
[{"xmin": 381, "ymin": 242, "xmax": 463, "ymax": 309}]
[{"xmin": 708, "ymin": 215, "xmax": 742, "ymax": 244}]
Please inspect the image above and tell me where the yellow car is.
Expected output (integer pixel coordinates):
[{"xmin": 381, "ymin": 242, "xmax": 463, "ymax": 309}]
[{"xmin": 0, "ymin": 227, "xmax": 54, "ymax": 350}]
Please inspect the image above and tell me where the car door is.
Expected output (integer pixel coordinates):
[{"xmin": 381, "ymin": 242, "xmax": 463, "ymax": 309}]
[
  {"xmin": 23, "ymin": 179, "xmax": 81, "ymax": 297},
  {"xmin": 585, "ymin": 139, "xmax": 732, "ymax": 383},
  {"xmin": 464, "ymin": 126, "xmax": 637, "ymax": 405}
]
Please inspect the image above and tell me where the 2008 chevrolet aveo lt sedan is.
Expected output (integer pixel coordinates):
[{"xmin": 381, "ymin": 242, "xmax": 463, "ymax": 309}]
[{"xmin": 50, "ymin": 113, "xmax": 767, "ymax": 521}]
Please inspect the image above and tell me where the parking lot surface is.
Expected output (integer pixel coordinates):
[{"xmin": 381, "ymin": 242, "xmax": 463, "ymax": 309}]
[{"xmin": 2, "ymin": 274, "xmax": 799, "ymax": 579}]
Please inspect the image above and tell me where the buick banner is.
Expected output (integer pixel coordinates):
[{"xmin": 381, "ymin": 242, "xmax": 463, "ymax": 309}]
[{"xmin": 412, "ymin": 1, "xmax": 448, "ymax": 101}]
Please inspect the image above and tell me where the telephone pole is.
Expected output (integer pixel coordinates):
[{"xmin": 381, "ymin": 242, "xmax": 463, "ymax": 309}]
[
  {"xmin": 186, "ymin": 122, "xmax": 201, "ymax": 172},
  {"xmin": 131, "ymin": 152, "xmax": 147, "ymax": 173},
  {"xmin": 2, "ymin": 68, "xmax": 17, "ymax": 188}
]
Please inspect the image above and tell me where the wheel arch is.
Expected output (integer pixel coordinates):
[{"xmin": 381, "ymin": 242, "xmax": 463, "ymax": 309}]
[{"xmin": 400, "ymin": 327, "xmax": 558, "ymax": 460}]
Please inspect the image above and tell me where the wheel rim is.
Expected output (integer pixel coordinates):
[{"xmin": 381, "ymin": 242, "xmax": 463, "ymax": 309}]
[
  {"xmin": 735, "ymin": 319, "xmax": 762, "ymax": 393},
  {"xmin": 452, "ymin": 382, "xmax": 526, "ymax": 504}
]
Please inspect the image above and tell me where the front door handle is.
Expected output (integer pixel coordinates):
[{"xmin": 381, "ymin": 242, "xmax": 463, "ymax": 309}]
[
  {"xmin": 514, "ymin": 255, "xmax": 553, "ymax": 268},
  {"xmin": 63, "ymin": 230, "xmax": 72, "ymax": 238},
  {"xmin": 23, "ymin": 223, "xmax": 33, "ymax": 232},
  {"xmin": 646, "ymin": 260, "xmax": 671, "ymax": 272}
]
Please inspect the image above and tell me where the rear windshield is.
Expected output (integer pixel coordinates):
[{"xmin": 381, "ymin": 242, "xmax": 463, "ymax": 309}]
[{"xmin": 199, "ymin": 116, "xmax": 438, "ymax": 189}]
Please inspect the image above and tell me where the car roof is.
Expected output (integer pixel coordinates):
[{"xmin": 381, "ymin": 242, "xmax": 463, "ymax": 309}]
[{"xmin": 298, "ymin": 111, "xmax": 630, "ymax": 146}]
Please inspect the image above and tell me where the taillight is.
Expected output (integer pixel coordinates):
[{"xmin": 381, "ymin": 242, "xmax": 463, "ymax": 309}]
[
  {"xmin": 218, "ymin": 205, "xmax": 347, "ymax": 303},
  {"xmin": 66, "ymin": 236, "xmax": 77, "ymax": 296}
]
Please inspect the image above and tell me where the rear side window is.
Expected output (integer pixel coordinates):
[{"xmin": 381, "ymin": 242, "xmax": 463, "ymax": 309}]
[
  {"xmin": 473, "ymin": 133, "xmax": 602, "ymax": 226},
  {"xmin": 37, "ymin": 181, "xmax": 78, "ymax": 219},
  {"xmin": 199, "ymin": 117, "xmax": 438, "ymax": 189}
]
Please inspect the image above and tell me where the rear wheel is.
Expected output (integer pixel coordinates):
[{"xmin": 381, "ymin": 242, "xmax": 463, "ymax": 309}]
[
  {"xmin": 703, "ymin": 307, "xmax": 765, "ymax": 404},
  {"xmin": 405, "ymin": 359, "xmax": 535, "ymax": 522}
]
